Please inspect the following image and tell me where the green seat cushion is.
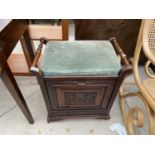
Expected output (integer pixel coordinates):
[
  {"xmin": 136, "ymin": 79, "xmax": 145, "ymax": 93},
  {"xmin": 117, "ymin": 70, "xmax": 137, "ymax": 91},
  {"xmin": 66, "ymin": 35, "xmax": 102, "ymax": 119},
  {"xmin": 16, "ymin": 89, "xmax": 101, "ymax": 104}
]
[{"xmin": 40, "ymin": 41, "xmax": 121, "ymax": 76}]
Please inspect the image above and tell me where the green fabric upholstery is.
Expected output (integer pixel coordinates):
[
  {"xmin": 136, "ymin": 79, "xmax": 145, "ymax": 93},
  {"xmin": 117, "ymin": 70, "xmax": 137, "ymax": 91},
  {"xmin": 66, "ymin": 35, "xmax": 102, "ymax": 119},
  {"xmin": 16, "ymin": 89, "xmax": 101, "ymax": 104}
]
[{"xmin": 40, "ymin": 41, "xmax": 121, "ymax": 76}]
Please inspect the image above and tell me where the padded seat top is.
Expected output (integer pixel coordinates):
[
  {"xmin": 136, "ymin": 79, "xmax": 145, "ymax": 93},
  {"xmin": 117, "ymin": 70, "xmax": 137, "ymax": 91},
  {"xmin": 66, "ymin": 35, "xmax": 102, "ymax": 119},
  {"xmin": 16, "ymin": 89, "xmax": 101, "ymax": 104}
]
[{"xmin": 40, "ymin": 41, "xmax": 121, "ymax": 76}]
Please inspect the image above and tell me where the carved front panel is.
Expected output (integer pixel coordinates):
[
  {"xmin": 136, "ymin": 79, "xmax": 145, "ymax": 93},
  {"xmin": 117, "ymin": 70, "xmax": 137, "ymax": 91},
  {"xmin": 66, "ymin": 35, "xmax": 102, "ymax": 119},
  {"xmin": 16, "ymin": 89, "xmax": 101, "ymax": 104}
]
[
  {"xmin": 64, "ymin": 91, "xmax": 97, "ymax": 106},
  {"xmin": 56, "ymin": 87, "xmax": 106, "ymax": 109},
  {"xmin": 46, "ymin": 79, "xmax": 116, "ymax": 110}
]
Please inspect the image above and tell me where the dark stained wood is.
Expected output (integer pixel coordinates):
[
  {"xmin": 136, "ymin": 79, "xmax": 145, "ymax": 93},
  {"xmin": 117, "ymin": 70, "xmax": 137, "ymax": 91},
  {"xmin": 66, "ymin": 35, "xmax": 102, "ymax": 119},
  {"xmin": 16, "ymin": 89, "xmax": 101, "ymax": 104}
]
[
  {"xmin": 37, "ymin": 75, "xmax": 52, "ymax": 114},
  {"xmin": 22, "ymin": 29, "xmax": 35, "ymax": 64},
  {"xmin": 75, "ymin": 19, "xmax": 146, "ymax": 63},
  {"xmin": 1, "ymin": 62, "xmax": 34, "ymax": 124},
  {"xmin": 0, "ymin": 20, "xmax": 35, "ymax": 75},
  {"xmin": 0, "ymin": 19, "xmax": 12, "ymax": 32},
  {"xmin": 46, "ymin": 79, "xmax": 116, "ymax": 110},
  {"xmin": 30, "ymin": 38, "xmax": 47, "ymax": 70},
  {"xmin": 33, "ymin": 38, "xmax": 132, "ymax": 122},
  {"xmin": 0, "ymin": 20, "xmax": 27, "ymax": 59},
  {"xmin": 62, "ymin": 19, "xmax": 69, "ymax": 40},
  {"xmin": 109, "ymin": 37, "xmax": 130, "ymax": 66},
  {"xmin": 0, "ymin": 19, "xmax": 34, "ymax": 124},
  {"xmin": 105, "ymin": 38, "xmax": 133, "ymax": 116}
]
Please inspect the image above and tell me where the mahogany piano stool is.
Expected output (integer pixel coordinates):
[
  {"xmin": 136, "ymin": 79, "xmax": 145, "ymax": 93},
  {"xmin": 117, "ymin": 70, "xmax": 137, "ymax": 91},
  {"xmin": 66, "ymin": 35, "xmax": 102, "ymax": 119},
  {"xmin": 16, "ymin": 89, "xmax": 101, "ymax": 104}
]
[{"xmin": 30, "ymin": 37, "xmax": 132, "ymax": 122}]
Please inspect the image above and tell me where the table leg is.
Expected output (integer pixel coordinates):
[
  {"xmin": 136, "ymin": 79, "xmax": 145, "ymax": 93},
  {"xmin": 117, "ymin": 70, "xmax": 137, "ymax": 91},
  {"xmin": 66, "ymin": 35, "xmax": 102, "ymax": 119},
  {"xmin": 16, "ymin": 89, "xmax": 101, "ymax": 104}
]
[
  {"xmin": 22, "ymin": 29, "xmax": 35, "ymax": 62},
  {"xmin": 1, "ymin": 62, "xmax": 34, "ymax": 124},
  {"xmin": 20, "ymin": 29, "xmax": 35, "ymax": 70}
]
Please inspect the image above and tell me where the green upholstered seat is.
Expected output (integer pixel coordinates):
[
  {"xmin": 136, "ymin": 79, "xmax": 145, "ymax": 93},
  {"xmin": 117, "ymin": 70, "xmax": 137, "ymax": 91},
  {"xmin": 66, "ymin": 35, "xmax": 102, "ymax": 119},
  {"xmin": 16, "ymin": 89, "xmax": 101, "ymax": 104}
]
[{"xmin": 40, "ymin": 41, "xmax": 121, "ymax": 76}]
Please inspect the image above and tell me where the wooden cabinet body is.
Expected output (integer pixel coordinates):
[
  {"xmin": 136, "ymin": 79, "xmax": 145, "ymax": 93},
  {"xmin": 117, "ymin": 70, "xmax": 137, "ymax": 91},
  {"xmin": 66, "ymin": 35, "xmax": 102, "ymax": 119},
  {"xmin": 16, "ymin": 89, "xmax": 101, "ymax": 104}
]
[
  {"xmin": 39, "ymin": 76, "xmax": 120, "ymax": 122},
  {"xmin": 35, "ymin": 38, "xmax": 132, "ymax": 123}
]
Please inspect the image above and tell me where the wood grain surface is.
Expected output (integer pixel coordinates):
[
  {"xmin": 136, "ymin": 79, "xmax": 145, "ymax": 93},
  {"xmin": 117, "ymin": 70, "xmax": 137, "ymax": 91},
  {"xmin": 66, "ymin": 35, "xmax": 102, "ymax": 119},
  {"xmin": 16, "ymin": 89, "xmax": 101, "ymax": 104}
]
[{"xmin": 75, "ymin": 19, "xmax": 145, "ymax": 62}]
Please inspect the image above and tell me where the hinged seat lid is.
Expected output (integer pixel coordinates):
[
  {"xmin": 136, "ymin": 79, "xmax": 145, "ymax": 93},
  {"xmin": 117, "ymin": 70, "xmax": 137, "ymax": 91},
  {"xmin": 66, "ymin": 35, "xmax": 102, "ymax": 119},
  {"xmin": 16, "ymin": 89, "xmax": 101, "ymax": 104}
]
[{"xmin": 40, "ymin": 41, "xmax": 121, "ymax": 76}]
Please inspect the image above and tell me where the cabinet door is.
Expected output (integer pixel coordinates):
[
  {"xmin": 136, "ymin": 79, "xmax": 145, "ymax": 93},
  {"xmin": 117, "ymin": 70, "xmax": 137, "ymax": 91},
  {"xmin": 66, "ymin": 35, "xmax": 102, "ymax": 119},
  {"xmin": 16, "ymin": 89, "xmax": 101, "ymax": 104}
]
[
  {"xmin": 56, "ymin": 86, "xmax": 105, "ymax": 109},
  {"xmin": 46, "ymin": 79, "xmax": 116, "ymax": 110}
]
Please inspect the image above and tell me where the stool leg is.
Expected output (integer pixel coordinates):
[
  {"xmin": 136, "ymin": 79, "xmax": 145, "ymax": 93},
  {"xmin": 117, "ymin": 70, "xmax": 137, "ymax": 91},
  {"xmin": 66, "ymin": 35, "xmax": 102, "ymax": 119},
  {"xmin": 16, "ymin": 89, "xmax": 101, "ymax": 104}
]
[{"xmin": 1, "ymin": 63, "xmax": 34, "ymax": 124}]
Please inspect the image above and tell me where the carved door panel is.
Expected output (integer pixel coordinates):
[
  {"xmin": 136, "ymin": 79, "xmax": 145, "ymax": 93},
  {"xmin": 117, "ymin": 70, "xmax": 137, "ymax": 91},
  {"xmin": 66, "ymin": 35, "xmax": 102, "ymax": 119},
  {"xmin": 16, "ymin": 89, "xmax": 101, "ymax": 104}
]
[
  {"xmin": 56, "ymin": 86, "xmax": 105, "ymax": 108},
  {"xmin": 45, "ymin": 79, "xmax": 116, "ymax": 110}
]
